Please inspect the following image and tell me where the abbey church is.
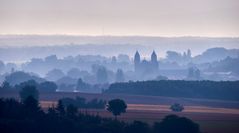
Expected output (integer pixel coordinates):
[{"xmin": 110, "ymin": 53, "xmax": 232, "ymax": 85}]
[{"xmin": 134, "ymin": 51, "xmax": 159, "ymax": 74}]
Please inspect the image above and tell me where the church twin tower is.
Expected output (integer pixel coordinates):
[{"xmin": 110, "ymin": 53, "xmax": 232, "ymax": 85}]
[{"xmin": 134, "ymin": 51, "xmax": 159, "ymax": 73}]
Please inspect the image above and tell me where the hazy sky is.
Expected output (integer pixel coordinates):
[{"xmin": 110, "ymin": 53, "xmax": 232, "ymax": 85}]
[{"xmin": 0, "ymin": 0, "xmax": 239, "ymax": 37}]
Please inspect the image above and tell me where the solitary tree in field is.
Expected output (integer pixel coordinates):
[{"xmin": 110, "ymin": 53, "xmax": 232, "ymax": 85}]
[
  {"xmin": 170, "ymin": 103, "xmax": 184, "ymax": 112},
  {"xmin": 106, "ymin": 99, "xmax": 127, "ymax": 119}
]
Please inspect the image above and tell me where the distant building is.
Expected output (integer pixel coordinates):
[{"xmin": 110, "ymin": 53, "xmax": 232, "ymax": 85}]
[{"xmin": 134, "ymin": 51, "xmax": 159, "ymax": 74}]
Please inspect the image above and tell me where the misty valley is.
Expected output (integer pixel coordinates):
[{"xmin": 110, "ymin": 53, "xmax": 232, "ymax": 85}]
[
  {"xmin": 1, "ymin": 0, "xmax": 239, "ymax": 132},
  {"xmin": 1, "ymin": 38, "xmax": 239, "ymax": 133}
]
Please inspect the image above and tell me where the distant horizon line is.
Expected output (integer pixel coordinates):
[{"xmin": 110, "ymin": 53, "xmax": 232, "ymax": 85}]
[{"xmin": 0, "ymin": 34, "xmax": 239, "ymax": 38}]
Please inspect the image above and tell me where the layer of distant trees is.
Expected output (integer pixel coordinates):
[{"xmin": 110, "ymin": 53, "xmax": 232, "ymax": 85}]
[
  {"xmin": 0, "ymin": 79, "xmax": 57, "ymax": 92},
  {"xmin": 60, "ymin": 97, "xmax": 106, "ymax": 109},
  {"xmin": 0, "ymin": 71, "xmax": 108, "ymax": 93},
  {"xmin": 104, "ymin": 80, "xmax": 239, "ymax": 101},
  {"xmin": 0, "ymin": 70, "xmax": 122, "ymax": 93},
  {"xmin": 206, "ymin": 56, "xmax": 239, "ymax": 75},
  {"xmin": 1, "ymin": 54, "xmax": 129, "ymax": 84},
  {"xmin": 1, "ymin": 47, "xmax": 239, "ymax": 84},
  {"xmin": 1, "ymin": 47, "xmax": 239, "ymax": 88}
]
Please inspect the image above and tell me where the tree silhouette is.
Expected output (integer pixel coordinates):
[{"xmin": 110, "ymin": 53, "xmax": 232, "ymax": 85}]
[
  {"xmin": 170, "ymin": 103, "xmax": 184, "ymax": 112},
  {"xmin": 1, "ymin": 81, "xmax": 12, "ymax": 90},
  {"xmin": 23, "ymin": 96, "xmax": 41, "ymax": 117},
  {"xmin": 106, "ymin": 99, "xmax": 127, "ymax": 119},
  {"xmin": 115, "ymin": 69, "xmax": 125, "ymax": 82},
  {"xmin": 19, "ymin": 85, "xmax": 39, "ymax": 102},
  {"xmin": 96, "ymin": 67, "xmax": 108, "ymax": 84},
  {"xmin": 0, "ymin": 60, "xmax": 4, "ymax": 74},
  {"xmin": 46, "ymin": 69, "xmax": 65, "ymax": 81},
  {"xmin": 56, "ymin": 100, "xmax": 65, "ymax": 116},
  {"xmin": 153, "ymin": 115, "xmax": 200, "ymax": 133},
  {"xmin": 76, "ymin": 78, "xmax": 91, "ymax": 90},
  {"xmin": 38, "ymin": 81, "xmax": 57, "ymax": 92},
  {"xmin": 125, "ymin": 121, "xmax": 150, "ymax": 133},
  {"xmin": 48, "ymin": 106, "xmax": 57, "ymax": 116},
  {"xmin": 66, "ymin": 104, "xmax": 78, "ymax": 117}
]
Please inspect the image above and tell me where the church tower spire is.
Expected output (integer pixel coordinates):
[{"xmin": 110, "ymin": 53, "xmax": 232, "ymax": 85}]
[
  {"xmin": 151, "ymin": 50, "xmax": 158, "ymax": 71},
  {"xmin": 151, "ymin": 50, "xmax": 157, "ymax": 63},
  {"xmin": 134, "ymin": 51, "xmax": 141, "ymax": 72},
  {"xmin": 134, "ymin": 51, "xmax": 140, "ymax": 64}
]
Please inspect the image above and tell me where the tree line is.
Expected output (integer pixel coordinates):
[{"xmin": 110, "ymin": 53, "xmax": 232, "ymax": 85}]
[
  {"xmin": 1, "ymin": 79, "xmax": 57, "ymax": 92},
  {"xmin": 104, "ymin": 80, "xmax": 239, "ymax": 101},
  {"xmin": 60, "ymin": 97, "xmax": 106, "ymax": 109}
]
